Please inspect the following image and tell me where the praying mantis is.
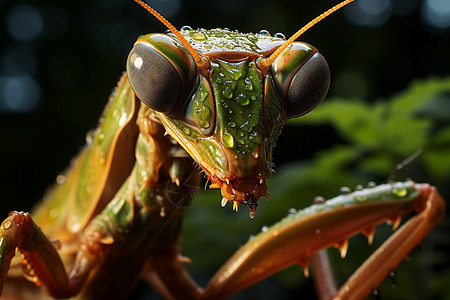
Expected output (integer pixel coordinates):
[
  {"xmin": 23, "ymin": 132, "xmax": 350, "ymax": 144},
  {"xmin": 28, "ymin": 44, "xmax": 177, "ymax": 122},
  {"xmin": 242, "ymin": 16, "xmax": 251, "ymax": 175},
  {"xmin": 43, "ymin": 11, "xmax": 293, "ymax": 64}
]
[{"xmin": 0, "ymin": 0, "xmax": 446, "ymax": 299}]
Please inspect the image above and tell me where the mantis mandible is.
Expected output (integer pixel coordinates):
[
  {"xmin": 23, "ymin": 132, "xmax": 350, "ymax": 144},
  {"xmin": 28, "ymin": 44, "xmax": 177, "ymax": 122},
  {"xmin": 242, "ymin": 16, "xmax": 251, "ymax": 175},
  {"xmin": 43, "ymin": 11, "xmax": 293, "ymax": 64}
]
[{"xmin": 0, "ymin": 0, "xmax": 445, "ymax": 299}]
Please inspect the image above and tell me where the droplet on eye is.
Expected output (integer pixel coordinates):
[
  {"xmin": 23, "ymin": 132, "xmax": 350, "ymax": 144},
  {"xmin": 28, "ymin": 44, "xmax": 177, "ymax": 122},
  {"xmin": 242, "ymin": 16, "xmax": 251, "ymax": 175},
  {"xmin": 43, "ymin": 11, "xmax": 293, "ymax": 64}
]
[{"xmin": 223, "ymin": 132, "xmax": 234, "ymax": 148}]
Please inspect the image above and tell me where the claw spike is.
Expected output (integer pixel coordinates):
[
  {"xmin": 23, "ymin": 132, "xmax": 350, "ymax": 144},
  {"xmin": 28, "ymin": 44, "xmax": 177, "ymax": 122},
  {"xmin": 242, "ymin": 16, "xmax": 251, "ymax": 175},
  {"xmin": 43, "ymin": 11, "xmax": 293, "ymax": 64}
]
[
  {"xmin": 393, "ymin": 216, "xmax": 402, "ymax": 230},
  {"xmin": 387, "ymin": 215, "xmax": 402, "ymax": 230},
  {"xmin": 177, "ymin": 255, "xmax": 192, "ymax": 264},
  {"xmin": 362, "ymin": 226, "xmax": 376, "ymax": 245},
  {"xmin": 209, "ymin": 182, "xmax": 221, "ymax": 189},
  {"xmin": 334, "ymin": 239, "xmax": 349, "ymax": 258},
  {"xmin": 303, "ymin": 266, "xmax": 310, "ymax": 278},
  {"xmin": 233, "ymin": 201, "xmax": 239, "ymax": 211},
  {"xmin": 297, "ymin": 258, "xmax": 311, "ymax": 278},
  {"xmin": 221, "ymin": 197, "xmax": 228, "ymax": 207}
]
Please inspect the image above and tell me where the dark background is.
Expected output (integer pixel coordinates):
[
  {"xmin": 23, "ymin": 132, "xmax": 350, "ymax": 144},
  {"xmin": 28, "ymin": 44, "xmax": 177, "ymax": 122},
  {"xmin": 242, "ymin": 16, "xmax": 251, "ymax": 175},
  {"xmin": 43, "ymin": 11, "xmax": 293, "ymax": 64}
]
[{"xmin": 0, "ymin": 0, "xmax": 449, "ymax": 298}]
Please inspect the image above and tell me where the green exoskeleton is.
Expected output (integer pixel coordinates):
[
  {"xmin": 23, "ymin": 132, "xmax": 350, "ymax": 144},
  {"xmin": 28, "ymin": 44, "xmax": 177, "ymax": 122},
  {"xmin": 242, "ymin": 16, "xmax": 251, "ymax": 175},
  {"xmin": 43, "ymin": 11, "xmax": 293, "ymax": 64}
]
[{"xmin": 0, "ymin": 0, "xmax": 445, "ymax": 299}]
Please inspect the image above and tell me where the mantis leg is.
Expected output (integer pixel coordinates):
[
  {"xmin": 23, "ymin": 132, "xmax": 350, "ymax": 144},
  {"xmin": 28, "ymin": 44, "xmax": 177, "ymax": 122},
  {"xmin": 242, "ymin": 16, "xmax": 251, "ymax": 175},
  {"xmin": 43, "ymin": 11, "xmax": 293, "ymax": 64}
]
[
  {"xmin": 0, "ymin": 212, "xmax": 71, "ymax": 298},
  {"xmin": 312, "ymin": 250, "xmax": 338, "ymax": 300},
  {"xmin": 332, "ymin": 184, "xmax": 445, "ymax": 300},
  {"xmin": 201, "ymin": 182, "xmax": 445, "ymax": 300},
  {"xmin": 0, "ymin": 108, "xmax": 202, "ymax": 299}
]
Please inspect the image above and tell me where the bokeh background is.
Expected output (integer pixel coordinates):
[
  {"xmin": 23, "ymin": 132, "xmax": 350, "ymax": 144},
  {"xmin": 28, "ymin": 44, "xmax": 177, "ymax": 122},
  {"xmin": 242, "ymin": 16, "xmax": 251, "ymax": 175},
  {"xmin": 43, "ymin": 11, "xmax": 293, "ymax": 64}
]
[{"xmin": 1, "ymin": 0, "xmax": 449, "ymax": 299}]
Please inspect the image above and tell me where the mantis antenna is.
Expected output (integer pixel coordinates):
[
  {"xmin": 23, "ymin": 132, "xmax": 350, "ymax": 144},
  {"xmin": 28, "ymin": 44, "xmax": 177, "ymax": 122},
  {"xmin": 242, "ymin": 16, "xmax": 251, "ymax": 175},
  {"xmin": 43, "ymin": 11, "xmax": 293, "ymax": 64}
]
[
  {"xmin": 132, "ymin": 0, "xmax": 207, "ymax": 68},
  {"xmin": 133, "ymin": 0, "xmax": 355, "ymax": 69},
  {"xmin": 260, "ymin": 0, "xmax": 356, "ymax": 68}
]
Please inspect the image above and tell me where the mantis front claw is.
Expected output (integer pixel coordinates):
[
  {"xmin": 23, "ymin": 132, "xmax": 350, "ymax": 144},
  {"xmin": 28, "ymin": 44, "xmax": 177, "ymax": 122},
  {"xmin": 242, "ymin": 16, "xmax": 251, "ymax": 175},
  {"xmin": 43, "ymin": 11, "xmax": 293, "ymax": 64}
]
[
  {"xmin": 200, "ymin": 181, "xmax": 445, "ymax": 299},
  {"xmin": 0, "ymin": 212, "xmax": 70, "ymax": 298}
]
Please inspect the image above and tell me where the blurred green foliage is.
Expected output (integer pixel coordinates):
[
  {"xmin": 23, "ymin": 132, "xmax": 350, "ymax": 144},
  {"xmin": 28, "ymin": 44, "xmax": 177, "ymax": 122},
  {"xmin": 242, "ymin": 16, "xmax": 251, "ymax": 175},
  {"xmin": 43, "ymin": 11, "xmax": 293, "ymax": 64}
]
[{"xmin": 181, "ymin": 77, "xmax": 450, "ymax": 299}]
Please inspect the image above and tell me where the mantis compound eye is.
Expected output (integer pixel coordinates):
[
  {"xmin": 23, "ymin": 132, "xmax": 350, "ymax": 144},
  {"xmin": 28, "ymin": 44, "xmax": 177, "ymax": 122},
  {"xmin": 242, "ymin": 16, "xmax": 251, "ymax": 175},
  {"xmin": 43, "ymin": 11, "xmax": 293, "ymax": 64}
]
[
  {"xmin": 126, "ymin": 34, "xmax": 197, "ymax": 115},
  {"xmin": 270, "ymin": 42, "xmax": 330, "ymax": 119}
]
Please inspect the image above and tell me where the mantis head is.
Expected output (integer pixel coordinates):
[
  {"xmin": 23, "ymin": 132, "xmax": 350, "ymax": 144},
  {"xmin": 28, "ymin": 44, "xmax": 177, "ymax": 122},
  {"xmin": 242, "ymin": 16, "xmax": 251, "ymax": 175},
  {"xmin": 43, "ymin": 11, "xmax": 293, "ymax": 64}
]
[{"xmin": 126, "ymin": 0, "xmax": 354, "ymax": 218}]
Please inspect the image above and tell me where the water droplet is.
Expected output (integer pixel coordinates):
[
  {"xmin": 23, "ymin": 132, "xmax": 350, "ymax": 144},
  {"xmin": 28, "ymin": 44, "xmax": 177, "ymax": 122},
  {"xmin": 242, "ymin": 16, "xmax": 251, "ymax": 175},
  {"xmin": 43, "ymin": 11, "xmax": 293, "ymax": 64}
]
[
  {"xmin": 180, "ymin": 25, "xmax": 192, "ymax": 31},
  {"xmin": 182, "ymin": 127, "xmax": 191, "ymax": 135},
  {"xmin": 192, "ymin": 32, "xmax": 206, "ymax": 41},
  {"xmin": 247, "ymin": 34, "xmax": 257, "ymax": 42},
  {"xmin": 199, "ymin": 120, "xmax": 210, "ymax": 129},
  {"xmin": 273, "ymin": 32, "xmax": 286, "ymax": 39},
  {"xmin": 258, "ymin": 29, "xmax": 270, "ymax": 36},
  {"xmin": 228, "ymin": 121, "xmax": 236, "ymax": 128},
  {"xmin": 56, "ymin": 174, "xmax": 65, "ymax": 184},
  {"xmin": 340, "ymin": 186, "xmax": 351, "ymax": 194},
  {"xmin": 85, "ymin": 130, "xmax": 94, "ymax": 145},
  {"xmin": 3, "ymin": 221, "xmax": 11, "ymax": 229},
  {"xmin": 51, "ymin": 238, "xmax": 62, "ymax": 250},
  {"xmin": 392, "ymin": 187, "xmax": 408, "ymax": 197},
  {"xmin": 85, "ymin": 185, "xmax": 92, "ymax": 194},
  {"xmin": 236, "ymin": 94, "xmax": 249, "ymax": 106},
  {"xmin": 356, "ymin": 184, "xmax": 363, "ymax": 190},
  {"xmin": 288, "ymin": 208, "xmax": 297, "ymax": 214},
  {"xmin": 312, "ymin": 196, "xmax": 325, "ymax": 204},
  {"xmin": 252, "ymin": 152, "xmax": 259, "ymax": 159},
  {"xmin": 244, "ymin": 81, "xmax": 253, "ymax": 91},
  {"xmin": 96, "ymin": 132, "xmax": 105, "ymax": 144},
  {"xmin": 367, "ymin": 181, "xmax": 376, "ymax": 187},
  {"xmin": 160, "ymin": 207, "xmax": 166, "ymax": 217},
  {"xmin": 228, "ymin": 69, "xmax": 243, "ymax": 80},
  {"xmin": 49, "ymin": 209, "xmax": 59, "ymax": 218},
  {"xmin": 261, "ymin": 225, "xmax": 268, "ymax": 232},
  {"xmin": 223, "ymin": 86, "xmax": 233, "ymax": 99},
  {"xmin": 354, "ymin": 195, "xmax": 368, "ymax": 202},
  {"xmin": 223, "ymin": 132, "xmax": 234, "ymax": 148},
  {"xmin": 156, "ymin": 194, "xmax": 164, "ymax": 203}
]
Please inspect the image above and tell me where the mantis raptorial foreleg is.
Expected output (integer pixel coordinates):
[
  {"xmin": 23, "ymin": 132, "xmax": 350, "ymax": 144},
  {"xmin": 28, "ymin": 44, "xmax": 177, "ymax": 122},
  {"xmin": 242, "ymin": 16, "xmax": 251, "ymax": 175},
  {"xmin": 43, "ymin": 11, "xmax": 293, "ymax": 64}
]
[
  {"xmin": 199, "ymin": 182, "xmax": 445, "ymax": 300},
  {"xmin": 0, "ymin": 103, "xmax": 202, "ymax": 299}
]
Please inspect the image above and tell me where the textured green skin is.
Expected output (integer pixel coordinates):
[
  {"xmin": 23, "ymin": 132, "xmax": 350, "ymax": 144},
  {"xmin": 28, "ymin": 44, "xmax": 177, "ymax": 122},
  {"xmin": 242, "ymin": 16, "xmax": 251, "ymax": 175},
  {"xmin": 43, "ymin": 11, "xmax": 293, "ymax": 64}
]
[{"xmin": 150, "ymin": 29, "xmax": 319, "ymax": 185}]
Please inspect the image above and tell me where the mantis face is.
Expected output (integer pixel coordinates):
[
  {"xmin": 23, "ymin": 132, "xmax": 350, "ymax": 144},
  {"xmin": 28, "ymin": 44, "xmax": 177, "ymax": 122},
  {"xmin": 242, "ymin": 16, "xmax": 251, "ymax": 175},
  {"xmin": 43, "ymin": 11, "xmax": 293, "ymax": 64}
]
[{"xmin": 126, "ymin": 28, "xmax": 330, "ymax": 217}]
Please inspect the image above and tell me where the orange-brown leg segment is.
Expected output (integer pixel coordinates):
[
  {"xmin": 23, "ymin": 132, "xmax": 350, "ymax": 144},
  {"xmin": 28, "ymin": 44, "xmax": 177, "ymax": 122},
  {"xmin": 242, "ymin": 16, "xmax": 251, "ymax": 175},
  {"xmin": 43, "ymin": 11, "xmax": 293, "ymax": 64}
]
[
  {"xmin": 0, "ymin": 212, "xmax": 70, "ymax": 298},
  {"xmin": 312, "ymin": 250, "xmax": 338, "ymax": 300},
  {"xmin": 201, "ymin": 182, "xmax": 445, "ymax": 300},
  {"xmin": 332, "ymin": 184, "xmax": 445, "ymax": 300}
]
